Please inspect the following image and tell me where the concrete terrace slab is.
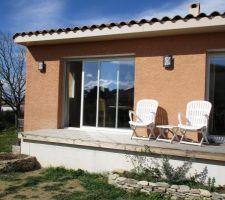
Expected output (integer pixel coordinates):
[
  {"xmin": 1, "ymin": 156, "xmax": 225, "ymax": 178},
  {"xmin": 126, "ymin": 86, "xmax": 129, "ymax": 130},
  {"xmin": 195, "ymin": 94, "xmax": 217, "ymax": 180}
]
[{"xmin": 19, "ymin": 129, "xmax": 225, "ymax": 162}]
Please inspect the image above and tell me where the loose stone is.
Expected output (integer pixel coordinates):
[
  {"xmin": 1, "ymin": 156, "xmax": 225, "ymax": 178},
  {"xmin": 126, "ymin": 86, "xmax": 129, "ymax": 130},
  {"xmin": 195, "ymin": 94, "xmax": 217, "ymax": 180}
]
[
  {"xmin": 178, "ymin": 185, "xmax": 190, "ymax": 193},
  {"xmin": 148, "ymin": 182, "xmax": 158, "ymax": 187},
  {"xmin": 155, "ymin": 182, "xmax": 170, "ymax": 188},
  {"xmin": 190, "ymin": 189, "xmax": 200, "ymax": 194},
  {"xmin": 116, "ymin": 177, "xmax": 126, "ymax": 183},
  {"xmin": 167, "ymin": 188, "xmax": 176, "ymax": 193},
  {"xmin": 137, "ymin": 180, "xmax": 148, "ymax": 186},
  {"xmin": 200, "ymin": 189, "xmax": 211, "ymax": 197},
  {"xmin": 154, "ymin": 187, "xmax": 166, "ymax": 192},
  {"xmin": 171, "ymin": 185, "xmax": 180, "ymax": 190}
]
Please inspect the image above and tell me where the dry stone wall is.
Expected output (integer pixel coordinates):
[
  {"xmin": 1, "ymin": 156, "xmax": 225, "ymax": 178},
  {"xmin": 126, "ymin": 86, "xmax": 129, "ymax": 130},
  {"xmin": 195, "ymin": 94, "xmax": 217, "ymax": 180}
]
[{"xmin": 108, "ymin": 172, "xmax": 225, "ymax": 200}]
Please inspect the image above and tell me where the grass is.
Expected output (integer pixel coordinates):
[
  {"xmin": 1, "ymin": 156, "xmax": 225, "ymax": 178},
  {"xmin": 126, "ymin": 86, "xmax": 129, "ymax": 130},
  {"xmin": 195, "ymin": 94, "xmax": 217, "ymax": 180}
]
[
  {"xmin": 0, "ymin": 128, "xmax": 17, "ymax": 152},
  {"xmin": 0, "ymin": 167, "xmax": 170, "ymax": 200}
]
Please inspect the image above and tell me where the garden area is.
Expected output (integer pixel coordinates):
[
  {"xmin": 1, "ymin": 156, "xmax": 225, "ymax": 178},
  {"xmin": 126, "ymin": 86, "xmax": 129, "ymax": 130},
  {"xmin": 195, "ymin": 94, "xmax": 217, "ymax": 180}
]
[
  {"xmin": 0, "ymin": 167, "xmax": 169, "ymax": 200},
  {"xmin": 0, "ymin": 111, "xmax": 224, "ymax": 199},
  {"xmin": 0, "ymin": 111, "xmax": 169, "ymax": 200}
]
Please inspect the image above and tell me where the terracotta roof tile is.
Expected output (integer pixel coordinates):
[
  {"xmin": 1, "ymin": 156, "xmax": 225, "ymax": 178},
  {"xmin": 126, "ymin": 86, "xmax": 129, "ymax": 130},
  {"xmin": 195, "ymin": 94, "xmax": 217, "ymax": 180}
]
[{"xmin": 13, "ymin": 11, "xmax": 225, "ymax": 39}]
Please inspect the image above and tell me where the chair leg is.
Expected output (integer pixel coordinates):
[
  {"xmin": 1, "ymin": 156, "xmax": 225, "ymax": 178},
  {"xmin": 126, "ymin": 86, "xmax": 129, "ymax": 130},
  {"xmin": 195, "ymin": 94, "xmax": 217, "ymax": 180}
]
[
  {"xmin": 180, "ymin": 129, "xmax": 186, "ymax": 144},
  {"xmin": 202, "ymin": 129, "xmax": 209, "ymax": 144},
  {"xmin": 131, "ymin": 126, "xmax": 136, "ymax": 140},
  {"xmin": 148, "ymin": 126, "xmax": 155, "ymax": 140}
]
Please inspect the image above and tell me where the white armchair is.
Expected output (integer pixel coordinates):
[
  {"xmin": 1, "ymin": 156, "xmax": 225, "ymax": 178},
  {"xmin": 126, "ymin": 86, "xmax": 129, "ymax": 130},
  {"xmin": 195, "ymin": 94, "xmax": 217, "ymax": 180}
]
[
  {"xmin": 129, "ymin": 99, "xmax": 159, "ymax": 140},
  {"xmin": 178, "ymin": 100, "xmax": 212, "ymax": 146}
]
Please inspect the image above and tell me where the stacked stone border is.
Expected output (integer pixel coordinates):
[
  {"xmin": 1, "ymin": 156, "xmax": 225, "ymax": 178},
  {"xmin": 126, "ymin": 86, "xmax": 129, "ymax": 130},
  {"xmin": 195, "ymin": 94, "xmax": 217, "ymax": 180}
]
[{"xmin": 108, "ymin": 172, "xmax": 225, "ymax": 200}]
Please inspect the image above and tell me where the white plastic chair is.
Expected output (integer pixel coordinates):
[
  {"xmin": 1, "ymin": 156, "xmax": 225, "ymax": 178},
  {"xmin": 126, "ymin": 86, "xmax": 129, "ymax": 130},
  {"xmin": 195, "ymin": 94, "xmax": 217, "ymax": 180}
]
[
  {"xmin": 129, "ymin": 99, "xmax": 159, "ymax": 140},
  {"xmin": 178, "ymin": 100, "xmax": 212, "ymax": 146}
]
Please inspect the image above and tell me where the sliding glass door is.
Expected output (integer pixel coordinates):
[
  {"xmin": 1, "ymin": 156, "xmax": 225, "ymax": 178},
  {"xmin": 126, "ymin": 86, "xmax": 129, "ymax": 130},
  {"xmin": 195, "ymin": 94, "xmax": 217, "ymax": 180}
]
[
  {"xmin": 208, "ymin": 53, "xmax": 225, "ymax": 136},
  {"xmin": 82, "ymin": 58, "xmax": 134, "ymax": 128}
]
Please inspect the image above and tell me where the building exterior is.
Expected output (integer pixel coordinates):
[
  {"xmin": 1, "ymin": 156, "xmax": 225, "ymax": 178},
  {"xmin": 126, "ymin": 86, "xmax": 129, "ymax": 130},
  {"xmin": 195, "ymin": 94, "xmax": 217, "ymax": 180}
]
[{"xmin": 14, "ymin": 4, "xmax": 225, "ymax": 184}]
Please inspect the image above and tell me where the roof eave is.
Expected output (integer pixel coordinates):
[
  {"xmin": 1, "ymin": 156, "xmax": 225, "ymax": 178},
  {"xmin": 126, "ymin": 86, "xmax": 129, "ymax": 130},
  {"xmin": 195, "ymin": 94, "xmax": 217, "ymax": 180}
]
[{"xmin": 14, "ymin": 16, "xmax": 225, "ymax": 46}]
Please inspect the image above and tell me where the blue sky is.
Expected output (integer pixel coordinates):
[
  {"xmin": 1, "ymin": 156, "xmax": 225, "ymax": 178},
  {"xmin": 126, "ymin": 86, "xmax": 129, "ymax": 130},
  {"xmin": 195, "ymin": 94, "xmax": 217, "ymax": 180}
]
[{"xmin": 1, "ymin": 0, "xmax": 225, "ymax": 34}]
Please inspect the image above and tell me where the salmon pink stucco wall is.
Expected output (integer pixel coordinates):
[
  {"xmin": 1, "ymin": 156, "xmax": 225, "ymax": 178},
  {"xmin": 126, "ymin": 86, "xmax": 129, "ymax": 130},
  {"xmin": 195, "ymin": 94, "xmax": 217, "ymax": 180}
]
[{"xmin": 24, "ymin": 32, "xmax": 225, "ymax": 135}]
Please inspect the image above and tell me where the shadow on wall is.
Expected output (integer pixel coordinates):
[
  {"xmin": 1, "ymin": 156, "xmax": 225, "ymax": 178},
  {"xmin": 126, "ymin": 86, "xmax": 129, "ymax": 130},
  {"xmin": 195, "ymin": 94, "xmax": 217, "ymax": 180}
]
[
  {"xmin": 155, "ymin": 106, "xmax": 168, "ymax": 125},
  {"xmin": 146, "ymin": 106, "xmax": 169, "ymax": 137}
]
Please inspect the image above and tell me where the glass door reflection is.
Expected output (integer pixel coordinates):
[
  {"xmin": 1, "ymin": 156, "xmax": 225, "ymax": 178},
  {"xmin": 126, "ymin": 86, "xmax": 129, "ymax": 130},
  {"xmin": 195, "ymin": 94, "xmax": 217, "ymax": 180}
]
[
  {"xmin": 83, "ymin": 61, "xmax": 98, "ymax": 126},
  {"xmin": 82, "ymin": 58, "xmax": 134, "ymax": 129},
  {"xmin": 98, "ymin": 61, "xmax": 117, "ymax": 127}
]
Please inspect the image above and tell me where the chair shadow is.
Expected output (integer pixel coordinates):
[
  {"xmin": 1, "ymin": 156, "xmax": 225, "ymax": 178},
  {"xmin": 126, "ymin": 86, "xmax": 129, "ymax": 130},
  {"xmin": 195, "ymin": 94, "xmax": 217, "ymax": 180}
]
[{"xmin": 147, "ymin": 106, "xmax": 169, "ymax": 137}]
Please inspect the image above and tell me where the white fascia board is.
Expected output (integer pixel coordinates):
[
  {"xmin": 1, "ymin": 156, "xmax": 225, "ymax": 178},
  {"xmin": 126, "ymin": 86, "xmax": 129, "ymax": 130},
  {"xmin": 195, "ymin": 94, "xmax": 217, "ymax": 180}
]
[{"xmin": 14, "ymin": 16, "xmax": 225, "ymax": 46}]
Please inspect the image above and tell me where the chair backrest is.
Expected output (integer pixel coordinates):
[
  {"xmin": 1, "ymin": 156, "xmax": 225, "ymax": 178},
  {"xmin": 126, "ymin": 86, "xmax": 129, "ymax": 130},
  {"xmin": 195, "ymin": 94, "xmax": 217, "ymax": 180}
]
[
  {"xmin": 136, "ymin": 99, "xmax": 159, "ymax": 123},
  {"xmin": 186, "ymin": 100, "xmax": 212, "ymax": 127}
]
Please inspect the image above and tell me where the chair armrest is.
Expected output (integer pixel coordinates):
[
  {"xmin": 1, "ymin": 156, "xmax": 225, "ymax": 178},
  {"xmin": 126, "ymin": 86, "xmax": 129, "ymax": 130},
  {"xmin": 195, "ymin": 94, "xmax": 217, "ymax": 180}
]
[
  {"xmin": 178, "ymin": 112, "xmax": 183, "ymax": 125},
  {"xmin": 203, "ymin": 114, "xmax": 210, "ymax": 126},
  {"xmin": 149, "ymin": 112, "xmax": 156, "ymax": 124},
  {"xmin": 129, "ymin": 110, "xmax": 142, "ymax": 122},
  {"xmin": 129, "ymin": 110, "xmax": 134, "ymax": 121}
]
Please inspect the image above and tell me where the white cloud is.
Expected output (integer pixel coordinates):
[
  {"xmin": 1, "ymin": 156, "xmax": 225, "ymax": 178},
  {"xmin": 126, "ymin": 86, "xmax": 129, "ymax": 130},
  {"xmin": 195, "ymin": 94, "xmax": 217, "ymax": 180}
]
[
  {"xmin": 86, "ymin": 73, "xmax": 93, "ymax": 78},
  {"xmin": 9, "ymin": 0, "xmax": 65, "ymax": 32},
  {"xmin": 137, "ymin": 0, "xmax": 225, "ymax": 19}
]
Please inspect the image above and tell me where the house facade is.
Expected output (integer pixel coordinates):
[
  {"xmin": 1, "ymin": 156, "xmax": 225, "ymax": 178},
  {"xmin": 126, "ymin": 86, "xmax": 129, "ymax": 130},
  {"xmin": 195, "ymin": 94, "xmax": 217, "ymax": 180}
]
[
  {"xmin": 13, "ymin": 4, "xmax": 225, "ymax": 184},
  {"xmin": 14, "ymin": 8, "xmax": 225, "ymax": 141}
]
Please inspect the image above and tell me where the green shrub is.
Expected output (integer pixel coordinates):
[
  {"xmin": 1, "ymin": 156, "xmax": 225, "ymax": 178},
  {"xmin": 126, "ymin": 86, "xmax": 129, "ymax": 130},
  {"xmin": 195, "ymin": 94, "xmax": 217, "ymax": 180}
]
[
  {"xmin": 207, "ymin": 177, "xmax": 216, "ymax": 192},
  {"xmin": 161, "ymin": 157, "xmax": 192, "ymax": 184}
]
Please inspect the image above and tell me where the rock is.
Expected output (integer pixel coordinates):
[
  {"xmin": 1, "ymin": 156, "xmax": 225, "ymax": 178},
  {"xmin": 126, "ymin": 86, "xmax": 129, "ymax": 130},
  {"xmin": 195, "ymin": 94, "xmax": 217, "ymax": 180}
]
[
  {"xmin": 171, "ymin": 185, "xmax": 180, "ymax": 190},
  {"xmin": 199, "ymin": 189, "xmax": 211, "ymax": 197},
  {"xmin": 171, "ymin": 196, "xmax": 179, "ymax": 200},
  {"xmin": 137, "ymin": 181, "xmax": 148, "ymax": 186},
  {"xmin": 0, "ymin": 155, "xmax": 39, "ymax": 172},
  {"xmin": 212, "ymin": 192, "xmax": 224, "ymax": 200},
  {"xmin": 125, "ymin": 178, "xmax": 138, "ymax": 185},
  {"xmin": 122, "ymin": 185, "xmax": 133, "ymax": 191},
  {"xmin": 108, "ymin": 173, "xmax": 119, "ymax": 184},
  {"xmin": 116, "ymin": 177, "xmax": 126, "ymax": 185},
  {"xmin": 148, "ymin": 182, "xmax": 158, "ymax": 187},
  {"xmin": 116, "ymin": 177, "xmax": 127, "ymax": 182},
  {"xmin": 142, "ymin": 186, "xmax": 153, "ymax": 191},
  {"xmin": 112, "ymin": 169, "xmax": 126, "ymax": 174},
  {"xmin": 154, "ymin": 187, "xmax": 166, "ymax": 192},
  {"xmin": 178, "ymin": 185, "xmax": 190, "ymax": 193},
  {"xmin": 155, "ymin": 182, "xmax": 170, "ymax": 188},
  {"xmin": 188, "ymin": 193, "xmax": 201, "ymax": 198},
  {"xmin": 167, "ymin": 188, "xmax": 176, "ymax": 193},
  {"xmin": 141, "ymin": 189, "xmax": 151, "ymax": 194},
  {"xmin": 190, "ymin": 189, "xmax": 200, "ymax": 194},
  {"xmin": 109, "ymin": 173, "xmax": 119, "ymax": 180}
]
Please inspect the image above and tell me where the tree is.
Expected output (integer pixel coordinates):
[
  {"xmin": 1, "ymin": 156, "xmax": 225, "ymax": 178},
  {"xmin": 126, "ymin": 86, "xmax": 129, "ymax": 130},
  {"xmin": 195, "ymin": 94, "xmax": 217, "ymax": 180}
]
[{"xmin": 0, "ymin": 32, "xmax": 26, "ymax": 120}]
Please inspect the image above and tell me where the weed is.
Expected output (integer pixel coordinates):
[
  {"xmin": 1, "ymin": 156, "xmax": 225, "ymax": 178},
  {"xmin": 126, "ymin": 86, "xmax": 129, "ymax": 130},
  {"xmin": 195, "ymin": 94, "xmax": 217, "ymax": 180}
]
[
  {"xmin": 161, "ymin": 157, "xmax": 192, "ymax": 184},
  {"xmin": 207, "ymin": 177, "xmax": 216, "ymax": 192},
  {"xmin": 22, "ymin": 176, "xmax": 43, "ymax": 187},
  {"xmin": 43, "ymin": 167, "xmax": 84, "ymax": 182},
  {"xmin": 0, "ymin": 172, "xmax": 21, "ymax": 182}
]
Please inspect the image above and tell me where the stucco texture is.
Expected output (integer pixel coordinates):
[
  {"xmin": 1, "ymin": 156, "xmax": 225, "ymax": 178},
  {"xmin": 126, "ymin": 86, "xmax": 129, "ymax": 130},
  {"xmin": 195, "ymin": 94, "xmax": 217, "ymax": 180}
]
[{"xmin": 24, "ymin": 32, "xmax": 225, "ymax": 140}]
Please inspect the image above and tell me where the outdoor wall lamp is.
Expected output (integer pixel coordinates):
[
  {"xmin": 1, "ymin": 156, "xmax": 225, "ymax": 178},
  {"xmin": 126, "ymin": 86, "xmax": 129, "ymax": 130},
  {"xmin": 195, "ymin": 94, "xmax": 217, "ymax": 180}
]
[
  {"xmin": 163, "ymin": 55, "xmax": 173, "ymax": 68},
  {"xmin": 38, "ymin": 61, "xmax": 46, "ymax": 72}
]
